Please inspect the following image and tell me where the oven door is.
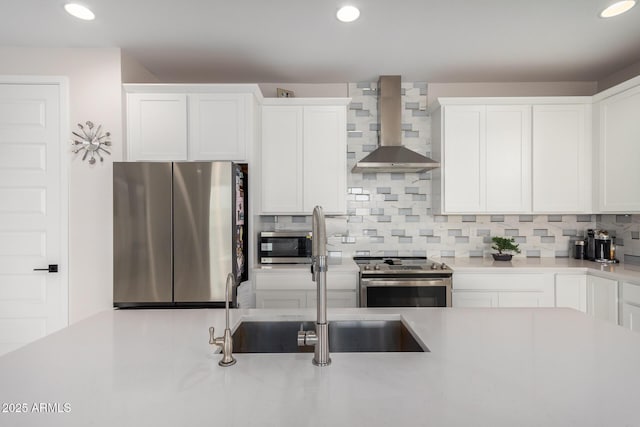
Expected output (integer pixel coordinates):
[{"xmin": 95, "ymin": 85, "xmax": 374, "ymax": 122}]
[{"xmin": 360, "ymin": 277, "xmax": 452, "ymax": 308}]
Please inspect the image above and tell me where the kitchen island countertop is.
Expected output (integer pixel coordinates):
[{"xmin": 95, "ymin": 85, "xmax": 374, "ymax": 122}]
[{"xmin": 1, "ymin": 307, "xmax": 639, "ymax": 427}]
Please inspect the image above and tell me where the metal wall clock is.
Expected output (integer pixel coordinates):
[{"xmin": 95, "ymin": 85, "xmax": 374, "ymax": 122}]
[{"xmin": 72, "ymin": 121, "xmax": 111, "ymax": 164}]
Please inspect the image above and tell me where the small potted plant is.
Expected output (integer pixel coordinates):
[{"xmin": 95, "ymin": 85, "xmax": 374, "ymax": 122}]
[{"xmin": 491, "ymin": 236, "xmax": 521, "ymax": 261}]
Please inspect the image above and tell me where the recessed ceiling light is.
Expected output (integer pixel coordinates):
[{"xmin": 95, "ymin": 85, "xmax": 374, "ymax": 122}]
[
  {"xmin": 336, "ymin": 5, "xmax": 360, "ymax": 23},
  {"xmin": 600, "ymin": 0, "xmax": 636, "ymax": 18},
  {"xmin": 64, "ymin": 3, "xmax": 95, "ymax": 21}
]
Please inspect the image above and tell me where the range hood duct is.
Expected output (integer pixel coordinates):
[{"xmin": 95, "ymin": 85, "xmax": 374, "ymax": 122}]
[{"xmin": 352, "ymin": 75, "xmax": 440, "ymax": 173}]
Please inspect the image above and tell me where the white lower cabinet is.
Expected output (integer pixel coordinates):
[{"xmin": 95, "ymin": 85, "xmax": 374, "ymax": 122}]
[
  {"xmin": 621, "ymin": 282, "xmax": 640, "ymax": 333},
  {"xmin": 253, "ymin": 268, "xmax": 357, "ymax": 309},
  {"xmin": 555, "ymin": 274, "xmax": 587, "ymax": 313},
  {"xmin": 452, "ymin": 273, "xmax": 555, "ymax": 308},
  {"xmin": 586, "ymin": 275, "xmax": 618, "ymax": 324},
  {"xmin": 256, "ymin": 291, "xmax": 307, "ymax": 309}
]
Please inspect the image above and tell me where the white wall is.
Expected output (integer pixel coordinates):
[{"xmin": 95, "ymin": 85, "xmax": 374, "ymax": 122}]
[
  {"xmin": 121, "ymin": 52, "xmax": 161, "ymax": 83},
  {"xmin": 598, "ymin": 60, "xmax": 640, "ymax": 92},
  {"xmin": 0, "ymin": 47, "xmax": 123, "ymax": 324},
  {"xmin": 258, "ymin": 83, "xmax": 348, "ymax": 98},
  {"xmin": 427, "ymin": 81, "xmax": 597, "ymax": 106}
]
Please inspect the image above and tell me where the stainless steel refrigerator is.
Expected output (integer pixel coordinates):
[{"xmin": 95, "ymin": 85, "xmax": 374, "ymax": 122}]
[{"xmin": 113, "ymin": 162, "xmax": 247, "ymax": 308}]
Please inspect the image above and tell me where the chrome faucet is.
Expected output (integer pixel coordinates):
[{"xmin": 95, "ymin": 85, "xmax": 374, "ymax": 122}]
[
  {"xmin": 209, "ymin": 273, "xmax": 237, "ymax": 367},
  {"xmin": 297, "ymin": 205, "xmax": 331, "ymax": 366}
]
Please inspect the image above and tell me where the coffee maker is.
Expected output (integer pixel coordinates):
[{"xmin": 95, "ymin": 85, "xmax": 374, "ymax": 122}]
[{"xmin": 585, "ymin": 229, "xmax": 617, "ymax": 263}]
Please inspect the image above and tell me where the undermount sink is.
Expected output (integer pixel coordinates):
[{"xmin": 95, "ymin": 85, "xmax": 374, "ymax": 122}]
[{"xmin": 232, "ymin": 319, "xmax": 429, "ymax": 353}]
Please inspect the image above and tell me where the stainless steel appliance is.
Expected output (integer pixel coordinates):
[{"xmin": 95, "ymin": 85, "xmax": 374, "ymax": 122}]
[
  {"xmin": 585, "ymin": 229, "xmax": 618, "ymax": 263},
  {"xmin": 355, "ymin": 257, "xmax": 453, "ymax": 307},
  {"xmin": 352, "ymin": 76, "xmax": 440, "ymax": 173},
  {"xmin": 113, "ymin": 162, "xmax": 247, "ymax": 308},
  {"xmin": 259, "ymin": 231, "xmax": 312, "ymax": 264}
]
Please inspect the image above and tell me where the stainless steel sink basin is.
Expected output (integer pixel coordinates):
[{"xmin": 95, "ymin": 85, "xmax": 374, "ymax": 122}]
[{"xmin": 232, "ymin": 319, "xmax": 428, "ymax": 353}]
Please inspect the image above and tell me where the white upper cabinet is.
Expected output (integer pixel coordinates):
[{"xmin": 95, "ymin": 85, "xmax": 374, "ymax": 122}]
[
  {"xmin": 124, "ymin": 85, "xmax": 261, "ymax": 162},
  {"xmin": 127, "ymin": 93, "xmax": 188, "ymax": 161},
  {"xmin": 260, "ymin": 99, "xmax": 349, "ymax": 215},
  {"xmin": 260, "ymin": 106, "xmax": 304, "ymax": 213},
  {"xmin": 302, "ymin": 106, "xmax": 347, "ymax": 213},
  {"xmin": 437, "ymin": 102, "xmax": 531, "ymax": 213},
  {"xmin": 532, "ymin": 104, "xmax": 591, "ymax": 213},
  {"xmin": 188, "ymin": 93, "xmax": 248, "ymax": 161},
  {"xmin": 432, "ymin": 97, "xmax": 592, "ymax": 215},
  {"xmin": 596, "ymin": 81, "xmax": 640, "ymax": 212}
]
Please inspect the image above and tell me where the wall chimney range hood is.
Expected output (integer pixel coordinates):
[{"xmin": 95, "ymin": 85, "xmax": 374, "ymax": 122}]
[{"xmin": 352, "ymin": 75, "xmax": 440, "ymax": 173}]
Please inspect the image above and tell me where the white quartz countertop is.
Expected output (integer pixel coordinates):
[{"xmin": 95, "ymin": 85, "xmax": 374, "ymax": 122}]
[
  {"xmin": 1, "ymin": 307, "xmax": 640, "ymax": 426},
  {"xmin": 444, "ymin": 257, "xmax": 640, "ymax": 284}
]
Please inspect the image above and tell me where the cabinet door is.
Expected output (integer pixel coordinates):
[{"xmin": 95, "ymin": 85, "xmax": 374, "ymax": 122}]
[
  {"xmin": 533, "ymin": 104, "xmax": 590, "ymax": 213},
  {"xmin": 555, "ymin": 274, "xmax": 587, "ymax": 312},
  {"xmin": 599, "ymin": 85, "xmax": 640, "ymax": 212},
  {"xmin": 485, "ymin": 105, "xmax": 531, "ymax": 213},
  {"xmin": 587, "ymin": 276, "xmax": 618, "ymax": 324},
  {"xmin": 307, "ymin": 290, "xmax": 357, "ymax": 308},
  {"xmin": 498, "ymin": 291, "xmax": 551, "ymax": 308},
  {"xmin": 443, "ymin": 106, "xmax": 485, "ymax": 213},
  {"xmin": 127, "ymin": 93, "xmax": 187, "ymax": 160},
  {"xmin": 621, "ymin": 302, "xmax": 640, "ymax": 333},
  {"xmin": 261, "ymin": 106, "xmax": 303, "ymax": 213},
  {"xmin": 303, "ymin": 106, "xmax": 347, "ymax": 214},
  {"xmin": 255, "ymin": 291, "xmax": 307, "ymax": 309},
  {"xmin": 452, "ymin": 291, "xmax": 498, "ymax": 307},
  {"xmin": 189, "ymin": 94, "xmax": 247, "ymax": 161}
]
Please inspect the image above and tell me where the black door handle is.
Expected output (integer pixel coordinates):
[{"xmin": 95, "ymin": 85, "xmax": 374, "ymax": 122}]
[{"xmin": 33, "ymin": 264, "xmax": 58, "ymax": 273}]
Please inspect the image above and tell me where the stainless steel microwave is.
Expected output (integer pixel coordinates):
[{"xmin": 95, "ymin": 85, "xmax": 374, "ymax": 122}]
[{"xmin": 259, "ymin": 231, "xmax": 312, "ymax": 264}]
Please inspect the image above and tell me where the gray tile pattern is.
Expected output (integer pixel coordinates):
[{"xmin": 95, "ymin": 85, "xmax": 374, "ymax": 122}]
[{"xmin": 257, "ymin": 81, "xmax": 605, "ymax": 260}]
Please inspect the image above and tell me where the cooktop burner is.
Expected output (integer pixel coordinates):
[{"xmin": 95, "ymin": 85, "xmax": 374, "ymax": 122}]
[{"xmin": 353, "ymin": 256, "xmax": 452, "ymax": 274}]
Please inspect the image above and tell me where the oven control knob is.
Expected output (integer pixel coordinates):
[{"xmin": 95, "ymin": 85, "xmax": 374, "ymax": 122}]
[
  {"xmin": 364, "ymin": 265, "xmax": 371, "ymax": 270},
  {"xmin": 440, "ymin": 263, "xmax": 448, "ymax": 270},
  {"xmin": 430, "ymin": 263, "xmax": 439, "ymax": 270},
  {"xmin": 374, "ymin": 264, "xmax": 381, "ymax": 270}
]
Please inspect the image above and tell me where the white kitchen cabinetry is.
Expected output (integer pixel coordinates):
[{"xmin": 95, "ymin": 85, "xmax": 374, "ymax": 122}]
[
  {"xmin": 253, "ymin": 267, "xmax": 357, "ymax": 309},
  {"xmin": 452, "ymin": 273, "xmax": 555, "ymax": 308},
  {"xmin": 260, "ymin": 99, "xmax": 349, "ymax": 215},
  {"xmin": 586, "ymin": 275, "xmax": 618, "ymax": 324},
  {"xmin": 436, "ymin": 103, "xmax": 531, "ymax": 213},
  {"xmin": 596, "ymin": 82, "xmax": 640, "ymax": 212},
  {"xmin": 188, "ymin": 93, "xmax": 249, "ymax": 161},
  {"xmin": 620, "ymin": 282, "xmax": 640, "ymax": 333},
  {"xmin": 432, "ymin": 97, "xmax": 592, "ymax": 214},
  {"xmin": 555, "ymin": 274, "xmax": 587, "ymax": 313},
  {"xmin": 126, "ymin": 93, "xmax": 188, "ymax": 161},
  {"xmin": 124, "ymin": 85, "xmax": 261, "ymax": 162},
  {"xmin": 532, "ymin": 104, "xmax": 591, "ymax": 213}
]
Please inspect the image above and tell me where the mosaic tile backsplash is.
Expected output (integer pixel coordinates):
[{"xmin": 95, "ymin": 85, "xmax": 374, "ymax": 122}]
[
  {"xmin": 597, "ymin": 215, "xmax": 640, "ymax": 264},
  {"xmin": 258, "ymin": 81, "xmax": 610, "ymax": 260}
]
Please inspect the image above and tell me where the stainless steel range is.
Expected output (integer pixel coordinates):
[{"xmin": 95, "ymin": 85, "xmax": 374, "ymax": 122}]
[{"xmin": 354, "ymin": 257, "xmax": 453, "ymax": 308}]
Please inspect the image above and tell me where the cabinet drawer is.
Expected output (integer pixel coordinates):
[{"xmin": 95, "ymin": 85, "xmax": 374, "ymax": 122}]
[
  {"xmin": 254, "ymin": 271, "xmax": 356, "ymax": 291},
  {"xmin": 622, "ymin": 282, "xmax": 640, "ymax": 305},
  {"xmin": 453, "ymin": 273, "xmax": 554, "ymax": 291}
]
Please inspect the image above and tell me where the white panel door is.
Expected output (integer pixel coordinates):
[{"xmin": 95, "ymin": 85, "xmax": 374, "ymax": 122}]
[
  {"xmin": 587, "ymin": 276, "xmax": 618, "ymax": 324},
  {"xmin": 452, "ymin": 291, "xmax": 498, "ymax": 307},
  {"xmin": 443, "ymin": 105, "xmax": 485, "ymax": 213},
  {"xmin": 189, "ymin": 93, "xmax": 247, "ymax": 161},
  {"xmin": 126, "ymin": 93, "xmax": 187, "ymax": 161},
  {"xmin": 555, "ymin": 274, "xmax": 588, "ymax": 313},
  {"xmin": 0, "ymin": 83, "xmax": 66, "ymax": 356},
  {"xmin": 260, "ymin": 106, "xmax": 303, "ymax": 213},
  {"xmin": 498, "ymin": 291, "xmax": 550, "ymax": 308},
  {"xmin": 533, "ymin": 104, "xmax": 590, "ymax": 213},
  {"xmin": 622, "ymin": 302, "xmax": 640, "ymax": 333},
  {"xmin": 599, "ymin": 85, "xmax": 640, "ymax": 212},
  {"xmin": 302, "ymin": 106, "xmax": 347, "ymax": 214},
  {"xmin": 485, "ymin": 105, "xmax": 531, "ymax": 213}
]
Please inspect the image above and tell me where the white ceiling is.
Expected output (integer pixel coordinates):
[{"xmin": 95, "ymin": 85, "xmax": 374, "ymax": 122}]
[{"xmin": 1, "ymin": 0, "xmax": 640, "ymax": 83}]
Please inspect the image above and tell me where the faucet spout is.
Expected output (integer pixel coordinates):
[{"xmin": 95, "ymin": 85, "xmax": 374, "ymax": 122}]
[
  {"xmin": 208, "ymin": 273, "xmax": 237, "ymax": 367},
  {"xmin": 303, "ymin": 206, "xmax": 331, "ymax": 366}
]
